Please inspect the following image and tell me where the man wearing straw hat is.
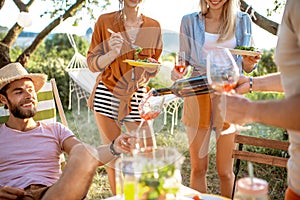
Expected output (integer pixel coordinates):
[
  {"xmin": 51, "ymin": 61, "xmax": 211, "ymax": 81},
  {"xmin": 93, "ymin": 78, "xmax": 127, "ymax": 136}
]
[{"xmin": 0, "ymin": 62, "xmax": 131, "ymax": 200}]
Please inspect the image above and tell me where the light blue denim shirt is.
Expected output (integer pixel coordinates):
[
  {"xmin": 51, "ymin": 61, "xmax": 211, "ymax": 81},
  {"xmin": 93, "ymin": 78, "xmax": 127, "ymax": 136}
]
[{"xmin": 180, "ymin": 11, "xmax": 253, "ymax": 76}]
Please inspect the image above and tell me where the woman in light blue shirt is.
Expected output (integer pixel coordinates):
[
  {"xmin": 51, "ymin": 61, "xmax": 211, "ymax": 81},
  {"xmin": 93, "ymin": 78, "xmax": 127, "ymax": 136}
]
[{"xmin": 171, "ymin": 0, "xmax": 260, "ymax": 198}]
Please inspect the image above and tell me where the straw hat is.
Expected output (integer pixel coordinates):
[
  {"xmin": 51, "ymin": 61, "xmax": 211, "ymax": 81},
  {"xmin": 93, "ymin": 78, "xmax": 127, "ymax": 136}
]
[{"xmin": 0, "ymin": 62, "xmax": 47, "ymax": 92}]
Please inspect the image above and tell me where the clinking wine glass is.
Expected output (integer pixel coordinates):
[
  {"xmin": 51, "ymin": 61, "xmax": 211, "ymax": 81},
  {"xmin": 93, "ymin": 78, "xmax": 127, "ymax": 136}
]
[
  {"xmin": 206, "ymin": 47, "xmax": 240, "ymax": 134},
  {"xmin": 206, "ymin": 48, "xmax": 240, "ymax": 93}
]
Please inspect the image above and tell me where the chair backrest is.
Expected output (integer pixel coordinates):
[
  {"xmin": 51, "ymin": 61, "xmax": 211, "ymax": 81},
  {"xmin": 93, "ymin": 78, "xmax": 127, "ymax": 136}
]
[
  {"xmin": 233, "ymin": 134, "xmax": 289, "ymax": 167},
  {"xmin": 231, "ymin": 134, "xmax": 289, "ymax": 198}
]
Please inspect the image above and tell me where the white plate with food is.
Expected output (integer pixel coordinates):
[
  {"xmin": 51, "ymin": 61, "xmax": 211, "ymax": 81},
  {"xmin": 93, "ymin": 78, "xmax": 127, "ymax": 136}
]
[
  {"xmin": 229, "ymin": 48, "xmax": 261, "ymax": 57},
  {"xmin": 123, "ymin": 59, "xmax": 161, "ymax": 68},
  {"xmin": 217, "ymin": 46, "xmax": 261, "ymax": 57}
]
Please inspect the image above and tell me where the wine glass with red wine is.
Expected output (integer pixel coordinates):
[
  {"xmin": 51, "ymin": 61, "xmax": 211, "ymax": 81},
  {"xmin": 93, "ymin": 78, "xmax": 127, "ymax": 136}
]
[
  {"xmin": 138, "ymin": 89, "xmax": 165, "ymax": 121},
  {"xmin": 174, "ymin": 51, "xmax": 186, "ymax": 74},
  {"xmin": 128, "ymin": 90, "xmax": 165, "ymax": 153}
]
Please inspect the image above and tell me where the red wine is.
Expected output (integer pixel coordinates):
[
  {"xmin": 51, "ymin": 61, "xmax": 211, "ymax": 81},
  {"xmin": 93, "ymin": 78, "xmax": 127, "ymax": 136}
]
[{"xmin": 140, "ymin": 111, "xmax": 161, "ymax": 120}]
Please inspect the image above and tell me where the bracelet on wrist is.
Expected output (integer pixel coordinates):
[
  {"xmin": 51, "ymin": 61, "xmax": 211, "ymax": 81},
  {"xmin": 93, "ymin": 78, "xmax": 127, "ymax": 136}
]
[
  {"xmin": 109, "ymin": 139, "xmax": 121, "ymax": 157},
  {"xmin": 249, "ymin": 77, "xmax": 253, "ymax": 93}
]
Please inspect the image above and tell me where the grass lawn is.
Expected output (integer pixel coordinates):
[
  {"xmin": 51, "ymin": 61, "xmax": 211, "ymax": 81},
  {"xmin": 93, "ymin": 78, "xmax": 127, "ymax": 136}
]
[{"xmin": 65, "ymin": 100, "xmax": 287, "ymax": 200}]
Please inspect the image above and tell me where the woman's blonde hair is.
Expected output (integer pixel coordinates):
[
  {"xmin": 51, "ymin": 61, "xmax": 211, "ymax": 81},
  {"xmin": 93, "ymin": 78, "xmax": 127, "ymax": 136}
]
[{"xmin": 200, "ymin": 0, "xmax": 240, "ymax": 42}]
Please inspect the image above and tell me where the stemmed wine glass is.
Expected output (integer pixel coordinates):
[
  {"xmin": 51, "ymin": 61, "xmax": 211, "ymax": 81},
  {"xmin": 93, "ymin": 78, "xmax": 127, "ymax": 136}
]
[
  {"xmin": 129, "ymin": 90, "xmax": 165, "ymax": 153},
  {"xmin": 132, "ymin": 90, "xmax": 179, "ymax": 153},
  {"xmin": 206, "ymin": 47, "xmax": 240, "ymax": 134},
  {"xmin": 138, "ymin": 89, "xmax": 165, "ymax": 121},
  {"xmin": 206, "ymin": 47, "xmax": 240, "ymax": 93},
  {"xmin": 174, "ymin": 51, "xmax": 186, "ymax": 74}
]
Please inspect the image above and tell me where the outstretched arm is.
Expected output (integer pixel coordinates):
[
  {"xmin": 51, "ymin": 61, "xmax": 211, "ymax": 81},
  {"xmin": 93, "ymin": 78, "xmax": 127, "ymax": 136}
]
[
  {"xmin": 223, "ymin": 93, "xmax": 300, "ymax": 131},
  {"xmin": 235, "ymin": 72, "xmax": 283, "ymax": 94}
]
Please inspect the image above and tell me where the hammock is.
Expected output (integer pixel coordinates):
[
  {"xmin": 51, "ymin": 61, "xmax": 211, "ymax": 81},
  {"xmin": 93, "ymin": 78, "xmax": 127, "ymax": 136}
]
[{"xmin": 66, "ymin": 34, "xmax": 99, "ymax": 117}]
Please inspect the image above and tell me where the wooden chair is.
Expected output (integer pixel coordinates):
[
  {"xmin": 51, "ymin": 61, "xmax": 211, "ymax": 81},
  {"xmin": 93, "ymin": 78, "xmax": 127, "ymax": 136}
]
[
  {"xmin": 231, "ymin": 134, "xmax": 290, "ymax": 199},
  {"xmin": 0, "ymin": 78, "xmax": 68, "ymax": 170}
]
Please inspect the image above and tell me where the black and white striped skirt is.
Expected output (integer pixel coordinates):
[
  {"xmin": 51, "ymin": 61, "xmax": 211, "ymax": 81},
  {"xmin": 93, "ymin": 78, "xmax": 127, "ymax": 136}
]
[{"xmin": 93, "ymin": 82, "xmax": 147, "ymax": 122}]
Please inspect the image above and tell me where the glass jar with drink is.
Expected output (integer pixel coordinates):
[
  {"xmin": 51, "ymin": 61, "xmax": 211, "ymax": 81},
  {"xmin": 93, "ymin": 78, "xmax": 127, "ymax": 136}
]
[{"xmin": 234, "ymin": 177, "xmax": 269, "ymax": 200}]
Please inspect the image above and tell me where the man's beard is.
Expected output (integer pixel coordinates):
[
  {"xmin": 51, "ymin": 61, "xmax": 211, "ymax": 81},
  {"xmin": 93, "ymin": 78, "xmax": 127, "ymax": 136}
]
[{"xmin": 8, "ymin": 99, "xmax": 37, "ymax": 119}]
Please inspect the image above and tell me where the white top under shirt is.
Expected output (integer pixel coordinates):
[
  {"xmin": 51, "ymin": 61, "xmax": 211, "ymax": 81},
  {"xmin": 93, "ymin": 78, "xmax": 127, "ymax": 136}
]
[
  {"xmin": 201, "ymin": 32, "xmax": 236, "ymax": 61},
  {"xmin": 0, "ymin": 122, "xmax": 74, "ymax": 188}
]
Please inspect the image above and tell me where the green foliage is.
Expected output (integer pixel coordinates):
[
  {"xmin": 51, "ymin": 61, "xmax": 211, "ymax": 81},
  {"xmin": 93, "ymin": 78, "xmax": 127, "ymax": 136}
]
[
  {"xmin": 245, "ymin": 91, "xmax": 284, "ymax": 101},
  {"xmin": 25, "ymin": 33, "xmax": 89, "ymax": 109},
  {"xmin": 252, "ymin": 48, "xmax": 278, "ymax": 77},
  {"xmin": 45, "ymin": 33, "xmax": 89, "ymax": 57},
  {"xmin": 267, "ymin": 0, "xmax": 286, "ymax": 16},
  {"xmin": 9, "ymin": 46, "xmax": 24, "ymax": 61},
  {"xmin": 244, "ymin": 48, "xmax": 278, "ymax": 78},
  {"xmin": 0, "ymin": 32, "xmax": 6, "ymax": 40}
]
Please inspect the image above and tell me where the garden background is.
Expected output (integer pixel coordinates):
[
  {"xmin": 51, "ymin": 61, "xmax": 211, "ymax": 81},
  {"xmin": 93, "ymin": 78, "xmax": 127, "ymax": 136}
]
[{"xmin": 3, "ymin": 33, "xmax": 287, "ymax": 199}]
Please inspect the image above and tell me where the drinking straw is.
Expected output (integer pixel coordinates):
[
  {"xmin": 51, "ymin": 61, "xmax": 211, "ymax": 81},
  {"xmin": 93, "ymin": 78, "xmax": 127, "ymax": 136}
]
[{"xmin": 248, "ymin": 161, "xmax": 254, "ymax": 185}]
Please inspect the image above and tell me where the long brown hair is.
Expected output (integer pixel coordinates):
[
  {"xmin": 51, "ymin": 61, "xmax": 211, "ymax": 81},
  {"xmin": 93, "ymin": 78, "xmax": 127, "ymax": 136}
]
[{"xmin": 200, "ymin": 0, "xmax": 240, "ymax": 42}]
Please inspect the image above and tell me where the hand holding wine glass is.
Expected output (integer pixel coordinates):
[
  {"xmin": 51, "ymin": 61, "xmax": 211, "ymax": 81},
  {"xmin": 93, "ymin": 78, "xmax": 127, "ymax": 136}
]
[{"xmin": 206, "ymin": 47, "xmax": 240, "ymax": 134}]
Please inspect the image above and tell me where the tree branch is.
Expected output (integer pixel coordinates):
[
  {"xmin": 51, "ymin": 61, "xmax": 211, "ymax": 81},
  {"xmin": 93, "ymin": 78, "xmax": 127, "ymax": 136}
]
[
  {"xmin": 240, "ymin": 0, "xmax": 279, "ymax": 35},
  {"xmin": 13, "ymin": 0, "xmax": 27, "ymax": 11},
  {"xmin": 16, "ymin": 0, "xmax": 86, "ymax": 66}
]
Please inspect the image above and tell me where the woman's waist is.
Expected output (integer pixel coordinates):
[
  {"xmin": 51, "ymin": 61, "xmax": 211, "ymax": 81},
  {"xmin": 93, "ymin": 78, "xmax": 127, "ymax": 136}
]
[{"xmin": 190, "ymin": 66, "xmax": 206, "ymax": 77}]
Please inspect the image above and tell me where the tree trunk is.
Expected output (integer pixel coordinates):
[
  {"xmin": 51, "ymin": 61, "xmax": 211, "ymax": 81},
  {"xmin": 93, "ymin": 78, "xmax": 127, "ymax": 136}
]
[
  {"xmin": 16, "ymin": 0, "xmax": 85, "ymax": 67},
  {"xmin": 0, "ymin": 0, "xmax": 85, "ymax": 68}
]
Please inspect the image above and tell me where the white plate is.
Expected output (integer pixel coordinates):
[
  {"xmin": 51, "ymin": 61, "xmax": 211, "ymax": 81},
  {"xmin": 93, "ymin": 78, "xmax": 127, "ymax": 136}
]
[
  {"xmin": 123, "ymin": 59, "xmax": 161, "ymax": 68},
  {"xmin": 229, "ymin": 48, "xmax": 261, "ymax": 57}
]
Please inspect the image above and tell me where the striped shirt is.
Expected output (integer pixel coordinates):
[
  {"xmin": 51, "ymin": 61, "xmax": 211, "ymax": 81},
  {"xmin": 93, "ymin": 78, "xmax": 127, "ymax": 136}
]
[{"xmin": 93, "ymin": 82, "xmax": 147, "ymax": 122}]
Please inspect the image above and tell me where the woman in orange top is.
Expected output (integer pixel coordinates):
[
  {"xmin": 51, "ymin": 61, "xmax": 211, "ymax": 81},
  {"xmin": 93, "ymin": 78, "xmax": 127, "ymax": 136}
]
[{"xmin": 87, "ymin": 0, "xmax": 162, "ymax": 194}]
